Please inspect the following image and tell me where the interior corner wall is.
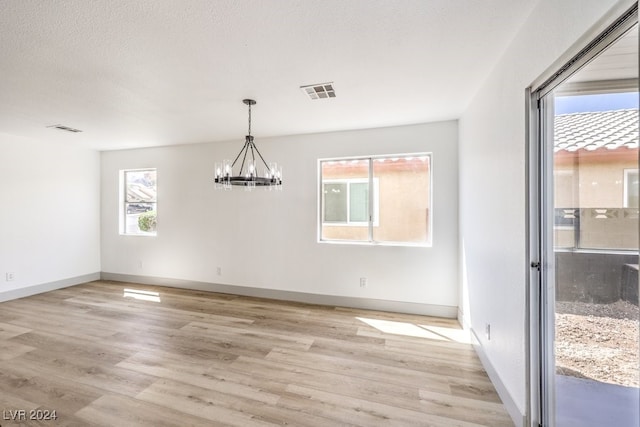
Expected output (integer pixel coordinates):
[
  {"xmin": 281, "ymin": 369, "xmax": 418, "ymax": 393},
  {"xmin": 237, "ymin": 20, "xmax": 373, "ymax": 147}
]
[
  {"xmin": 0, "ymin": 135, "xmax": 101, "ymax": 300},
  {"xmin": 100, "ymin": 121, "xmax": 459, "ymax": 313},
  {"xmin": 458, "ymin": 0, "xmax": 621, "ymax": 423}
]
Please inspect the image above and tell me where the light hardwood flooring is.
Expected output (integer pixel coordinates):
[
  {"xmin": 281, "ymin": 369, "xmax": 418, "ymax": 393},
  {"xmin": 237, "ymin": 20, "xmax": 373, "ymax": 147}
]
[{"xmin": 0, "ymin": 281, "xmax": 513, "ymax": 426}]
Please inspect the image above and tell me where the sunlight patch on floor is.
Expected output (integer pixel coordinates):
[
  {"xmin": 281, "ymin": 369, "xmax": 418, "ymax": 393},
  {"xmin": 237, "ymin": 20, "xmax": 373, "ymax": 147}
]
[
  {"xmin": 123, "ymin": 288, "xmax": 161, "ymax": 303},
  {"xmin": 356, "ymin": 317, "xmax": 470, "ymax": 343}
]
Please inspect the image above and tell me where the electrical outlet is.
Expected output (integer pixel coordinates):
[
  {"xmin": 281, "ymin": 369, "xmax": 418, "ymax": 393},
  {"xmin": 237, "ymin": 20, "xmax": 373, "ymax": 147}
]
[
  {"xmin": 359, "ymin": 277, "xmax": 367, "ymax": 288},
  {"xmin": 217, "ymin": 267, "xmax": 222, "ymax": 276},
  {"xmin": 5, "ymin": 272, "xmax": 15, "ymax": 281},
  {"xmin": 485, "ymin": 323, "xmax": 491, "ymax": 341},
  {"xmin": 138, "ymin": 260, "xmax": 143, "ymax": 269}
]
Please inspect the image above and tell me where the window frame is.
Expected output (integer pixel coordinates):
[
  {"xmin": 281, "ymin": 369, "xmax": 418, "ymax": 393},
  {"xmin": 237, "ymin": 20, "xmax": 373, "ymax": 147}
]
[
  {"xmin": 318, "ymin": 153, "xmax": 432, "ymax": 247},
  {"xmin": 623, "ymin": 168, "xmax": 639, "ymax": 208},
  {"xmin": 321, "ymin": 178, "xmax": 380, "ymax": 227},
  {"xmin": 119, "ymin": 168, "xmax": 157, "ymax": 236}
]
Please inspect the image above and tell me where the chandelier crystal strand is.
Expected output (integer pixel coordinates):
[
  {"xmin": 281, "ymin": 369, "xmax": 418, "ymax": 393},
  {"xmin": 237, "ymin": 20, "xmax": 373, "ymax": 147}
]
[{"xmin": 214, "ymin": 99, "xmax": 282, "ymax": 190}]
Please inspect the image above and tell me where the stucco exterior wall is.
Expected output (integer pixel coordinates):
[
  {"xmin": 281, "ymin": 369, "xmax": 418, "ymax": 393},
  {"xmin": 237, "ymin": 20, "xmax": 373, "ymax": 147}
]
[{"xmin": 554, "ymin": 148, "xmax": 638, "ymax": 249}]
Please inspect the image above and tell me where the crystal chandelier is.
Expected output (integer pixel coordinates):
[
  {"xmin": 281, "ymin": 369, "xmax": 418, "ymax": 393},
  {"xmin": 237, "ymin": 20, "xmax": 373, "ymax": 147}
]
[{"xmin": 214, "ymin": 99, "xmax": 282, "ymax": 190}]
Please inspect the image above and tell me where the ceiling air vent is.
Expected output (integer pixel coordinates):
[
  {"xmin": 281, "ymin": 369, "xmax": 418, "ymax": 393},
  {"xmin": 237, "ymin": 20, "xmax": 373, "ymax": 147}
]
[
  {"xmin": 47, "ymin": 124, "xmax": 82, "ymax": 133},
  {"xmin": 300, "ymin": 82, "xmax": 335, "ymax": 100}
]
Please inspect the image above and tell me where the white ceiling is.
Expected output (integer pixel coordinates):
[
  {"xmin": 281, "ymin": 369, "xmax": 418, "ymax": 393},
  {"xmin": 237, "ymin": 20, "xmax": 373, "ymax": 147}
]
[{"xmin": 0, "ymin": 0, "xmax": 538, "ymax": 150}]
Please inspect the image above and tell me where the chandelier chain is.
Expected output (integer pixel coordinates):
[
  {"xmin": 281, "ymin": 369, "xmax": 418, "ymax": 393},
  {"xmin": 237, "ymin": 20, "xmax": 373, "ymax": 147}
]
[{"xmin": 247, "ymin": 102, "xmax": 252, "ymax": 136}]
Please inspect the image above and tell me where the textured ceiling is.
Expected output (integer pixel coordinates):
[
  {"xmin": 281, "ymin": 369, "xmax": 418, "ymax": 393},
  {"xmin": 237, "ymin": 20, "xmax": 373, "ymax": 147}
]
[{"xmin": 0, "ymin": 0, "xmax": 538, "ymax": 150}]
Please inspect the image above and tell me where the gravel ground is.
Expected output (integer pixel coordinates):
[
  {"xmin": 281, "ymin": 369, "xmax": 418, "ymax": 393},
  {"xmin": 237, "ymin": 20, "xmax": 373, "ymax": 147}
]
[{"xmin": 556, "ymin": 300, "xmax": 639, "ymax": 387}]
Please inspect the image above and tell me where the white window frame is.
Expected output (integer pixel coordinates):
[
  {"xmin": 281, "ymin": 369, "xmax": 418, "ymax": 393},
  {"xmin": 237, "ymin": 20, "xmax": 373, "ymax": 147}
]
[
  {"xmin": 321, "ymin": 178, "xmax": 379, "ymax": 226},
  {"xmin": 119, "ymin": 168, "xmax": 157, "ymax": 236},
  {"xmin": 623, "ymin": 168, "xmax": 639, "ymax": 208},
  {"xmin": 318, "ymin": 153, "xmax": 432, "ymax": 247}
]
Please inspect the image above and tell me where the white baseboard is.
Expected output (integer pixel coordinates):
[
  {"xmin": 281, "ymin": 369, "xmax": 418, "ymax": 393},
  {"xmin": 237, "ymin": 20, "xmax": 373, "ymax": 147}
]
[
  {"xmin": 0, "ymin": 272, "xmax": 101, "ymax": 303},
  {"xmin": 100, "ymin": 272, "xmax": 458, "ymax": 318},
  {"xmin": 457, "ymin": 307, "xmax": 474, "ymax": 343},
  {"xmin": 470, "ymin": 328, "xmax": 526, "ymax": 427}
]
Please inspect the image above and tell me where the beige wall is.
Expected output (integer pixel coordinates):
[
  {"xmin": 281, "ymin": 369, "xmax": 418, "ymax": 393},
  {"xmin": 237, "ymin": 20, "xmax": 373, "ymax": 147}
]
[
  {"xmin": 555, "ymin": 148, "xmax": 638, "ymax": 207},
  {"xmin": 554, "ymin": 148, "xmax": 638, "ymax": 249},
  {"xmin": 375, "ymin": 168, "xmax": 429, "ymax": 242}
]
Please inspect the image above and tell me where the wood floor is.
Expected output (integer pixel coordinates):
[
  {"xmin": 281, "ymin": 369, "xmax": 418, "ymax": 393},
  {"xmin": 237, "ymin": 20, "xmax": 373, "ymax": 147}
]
[{"xmin": 0, "ymin": 281, "xmax": 513, "ymax": 426}]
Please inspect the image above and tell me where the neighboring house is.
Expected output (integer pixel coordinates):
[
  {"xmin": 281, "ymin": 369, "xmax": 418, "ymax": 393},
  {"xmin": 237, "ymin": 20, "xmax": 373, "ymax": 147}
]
[
  {"xmin": 554, "ymin": 108, "xmax": 639, "ymax": 250},
  {"xmin": 320, "ymin": 156, "xmax": 431, "ymax": 244}
]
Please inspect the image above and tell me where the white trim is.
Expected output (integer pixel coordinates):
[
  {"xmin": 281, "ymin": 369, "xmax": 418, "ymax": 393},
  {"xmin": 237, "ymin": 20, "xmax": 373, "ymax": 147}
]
[
  {"xmin": 0, "ymin": 273, "xmax": 101, "ymax": 303},
  {"xmin": 471, "ymin": 328, "xmax": 526, "ymax": 427},
  {"xmin": 100, "ymin": 272, "xmax": 458, "ymax": 318},
  {"xmin": 318, "ymin": 239, "xmax": 432, "ymax": 248},
  {"xmin": 120, "ymin": 168, "xmax": 158, "ymax": 236}
]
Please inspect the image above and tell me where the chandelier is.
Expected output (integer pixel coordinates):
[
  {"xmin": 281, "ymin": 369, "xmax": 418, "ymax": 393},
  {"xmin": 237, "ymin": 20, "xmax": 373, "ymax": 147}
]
[{"xmin": 214, "ymin": 99, "xmax": 282, "ymax": 190}]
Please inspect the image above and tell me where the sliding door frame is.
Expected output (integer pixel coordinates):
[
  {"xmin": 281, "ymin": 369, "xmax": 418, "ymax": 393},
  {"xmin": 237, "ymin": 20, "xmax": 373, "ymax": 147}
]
[{"xmin": 526, "ymin": 2, "xmax": 638, "ymax": 426}]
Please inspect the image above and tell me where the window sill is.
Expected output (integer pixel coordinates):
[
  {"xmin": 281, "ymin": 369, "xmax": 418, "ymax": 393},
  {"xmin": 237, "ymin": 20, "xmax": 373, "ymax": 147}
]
[{"xmin": 318, "ymin": 239, "xmax": 431, "ymax": 248}]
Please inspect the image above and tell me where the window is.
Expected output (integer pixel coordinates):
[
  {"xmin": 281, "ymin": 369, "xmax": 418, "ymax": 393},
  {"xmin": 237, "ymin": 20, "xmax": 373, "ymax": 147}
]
[
  {"xmin": 624, "ymin": 169, "xmax": 639, "ymax": 208},
  {"xmin": 319, "ymin": 154, "xmax": 431, "ymax": 246},
  {"xmin": 322, "ymin": 178, "xmax": 379, "ymax": 225},
  {"xmin": 121, "ymin": 169, "xmax": 157, "ymax": 235}
]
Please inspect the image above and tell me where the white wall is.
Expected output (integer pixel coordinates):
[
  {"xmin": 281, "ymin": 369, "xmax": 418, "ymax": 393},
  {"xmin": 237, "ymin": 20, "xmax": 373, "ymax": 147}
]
[
  {"xmin": 459, "ymin": 0, "xmax": 623, "ymax": 423},
  {"xmin": 0, "ymin": 135, "xmax": 101, "ymax": 300},
  {"xmin": 101, "ymin": 121, "xmax": 459, "ymax": 313}
]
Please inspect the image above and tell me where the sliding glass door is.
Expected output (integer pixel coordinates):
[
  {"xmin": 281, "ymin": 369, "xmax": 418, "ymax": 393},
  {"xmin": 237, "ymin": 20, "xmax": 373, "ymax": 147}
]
[{"xmin": 531, "ymin": 8, "xmax": 638, "ymax": 426}]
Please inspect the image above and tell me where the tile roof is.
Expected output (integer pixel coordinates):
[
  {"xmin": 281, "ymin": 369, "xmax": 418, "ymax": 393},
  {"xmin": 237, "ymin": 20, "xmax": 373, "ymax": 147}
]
[{"xmin": 554, "ymin": 109, "xmax": 639, "ymax": 152}]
